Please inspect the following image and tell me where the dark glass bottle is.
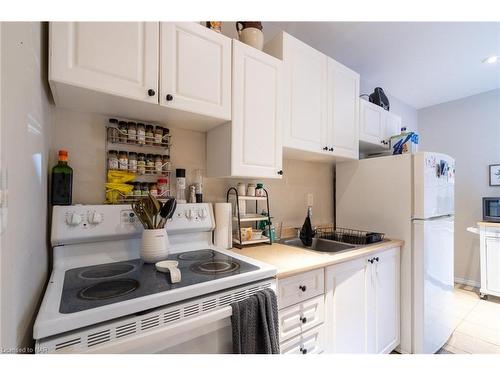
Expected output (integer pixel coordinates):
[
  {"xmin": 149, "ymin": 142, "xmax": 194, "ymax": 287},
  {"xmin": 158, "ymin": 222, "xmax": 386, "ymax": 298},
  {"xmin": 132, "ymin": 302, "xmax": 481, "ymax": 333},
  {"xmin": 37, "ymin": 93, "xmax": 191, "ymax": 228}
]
[{"xmin": 51, "ymin": 150, "xmax": 73, "ymax": 205}]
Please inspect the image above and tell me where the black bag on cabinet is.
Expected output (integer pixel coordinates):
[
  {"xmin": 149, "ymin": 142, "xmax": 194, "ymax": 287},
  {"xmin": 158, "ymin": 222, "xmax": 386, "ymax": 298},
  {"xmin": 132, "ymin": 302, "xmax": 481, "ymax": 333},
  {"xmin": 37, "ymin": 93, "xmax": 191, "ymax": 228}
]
[{"xmin": 369, "ymin": 87, "xmax": 390, "ymax": 111}]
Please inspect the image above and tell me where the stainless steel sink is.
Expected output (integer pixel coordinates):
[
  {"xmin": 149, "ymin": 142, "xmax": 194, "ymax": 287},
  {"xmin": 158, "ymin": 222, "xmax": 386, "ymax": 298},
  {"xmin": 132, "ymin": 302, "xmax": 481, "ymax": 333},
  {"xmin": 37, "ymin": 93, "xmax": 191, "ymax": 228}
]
[{"xmin": 279, "ymin": 237, "xmax": 357, "ymax": 254}]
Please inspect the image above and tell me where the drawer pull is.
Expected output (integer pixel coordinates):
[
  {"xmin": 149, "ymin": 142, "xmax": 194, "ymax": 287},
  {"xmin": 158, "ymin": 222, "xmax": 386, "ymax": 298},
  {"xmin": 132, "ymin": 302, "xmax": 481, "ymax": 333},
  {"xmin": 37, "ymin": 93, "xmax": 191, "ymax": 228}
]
[
  {"xmin": 300, "ymin": 347, "xmax": 308, "ymax": 354},
  {"xmin": 300, "ymin": 316, "xmax": 307, "ymax": 324},
  {"xmin": 299, "ymin": 285, "xmax": 306, "ymax": 292}
]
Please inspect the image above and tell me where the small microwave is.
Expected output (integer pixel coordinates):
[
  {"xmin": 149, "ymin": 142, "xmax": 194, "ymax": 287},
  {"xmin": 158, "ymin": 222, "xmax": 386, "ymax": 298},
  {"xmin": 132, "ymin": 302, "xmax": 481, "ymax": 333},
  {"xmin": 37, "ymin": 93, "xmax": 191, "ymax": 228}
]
[{"xmin": 483, "ymin": 197, "xmax": 500, "ymax": 223}]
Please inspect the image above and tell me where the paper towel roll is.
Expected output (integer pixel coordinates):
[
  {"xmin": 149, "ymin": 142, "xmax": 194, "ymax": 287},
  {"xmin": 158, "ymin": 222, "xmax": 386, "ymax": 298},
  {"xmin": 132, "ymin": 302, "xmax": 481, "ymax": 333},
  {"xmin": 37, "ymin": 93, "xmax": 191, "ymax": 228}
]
[{"xmin": 214, "ymin": 203, "xmax": 232, "ymax": 249}]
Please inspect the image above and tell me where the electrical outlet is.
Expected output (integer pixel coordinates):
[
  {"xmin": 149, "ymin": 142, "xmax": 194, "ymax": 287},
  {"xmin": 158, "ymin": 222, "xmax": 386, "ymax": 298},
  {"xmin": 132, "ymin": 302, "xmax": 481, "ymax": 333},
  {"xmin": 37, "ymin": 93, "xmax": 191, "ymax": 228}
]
[{"xmin": 307, "ymin": 193, "xmax": 314, "ymax": 207}]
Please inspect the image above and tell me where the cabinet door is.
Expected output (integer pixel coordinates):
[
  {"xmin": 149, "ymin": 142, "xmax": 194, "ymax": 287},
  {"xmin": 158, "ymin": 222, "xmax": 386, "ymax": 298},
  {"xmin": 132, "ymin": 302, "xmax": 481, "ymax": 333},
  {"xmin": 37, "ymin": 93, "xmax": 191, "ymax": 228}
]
[
  {"xmin": 283, "ymin": 34, "xmax": 327, "ymax": 153},
  {"xmin": 384, "ymin": 112, "xmax": 402, "ymax": 141},
  {"xmin": 279, "ymin": 295, "xmax": 325, "ymax": 342},
  {"xmin": 327, "ymin": 58, "xmax": 360, "ymax": 159},
  {"xmin": 372, "ymin": 248, "xmax": 400, "ymax": 354},
  {"xmin": 325, "ymin": 258, "xmax": 370, "ymax": 353},
  {"xmin": 50, "ymin": 22, "xmax": 159, "ymax": 103},
  {"xmin": 359, "ymin": 100, "xmax": 384, "ymax": 145},
  {"xmin": 231, "ymin": 40, "xmax": 283, "ymax": 178},
  {"xmin": 280, "ymin": 324, "xmax": 325, "ymax": 354},
  {"xmin": 486, "ymin": 237, "xmax": 500, "ymax": 293},
  {"xmin": 160, "ymin": 22, "xmax": 231, "ymax": 120}
]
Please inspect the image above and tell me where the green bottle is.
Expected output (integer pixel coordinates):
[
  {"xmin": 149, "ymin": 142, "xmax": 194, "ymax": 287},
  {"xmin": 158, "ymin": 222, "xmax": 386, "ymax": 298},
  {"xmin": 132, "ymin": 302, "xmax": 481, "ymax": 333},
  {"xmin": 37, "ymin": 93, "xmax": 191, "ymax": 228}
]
[{"xmin": 51, "ymin": 150, "xmax": 73, "ymax": 205}]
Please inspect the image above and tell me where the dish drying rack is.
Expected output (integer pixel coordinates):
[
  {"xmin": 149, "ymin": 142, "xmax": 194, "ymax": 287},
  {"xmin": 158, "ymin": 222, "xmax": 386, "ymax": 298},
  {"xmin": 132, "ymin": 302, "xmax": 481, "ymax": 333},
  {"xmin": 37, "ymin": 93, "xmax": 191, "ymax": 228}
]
[
  {"xmin": 315, "ymin": 226, "xmax": 385, "ymax": 245},
  {"xmin": 226, "ymin": 187, "xmax": 272, "ymax": 248},
  {"xmin": 105, "ymin": 118, "xmax": 173, "ymax": 204}
]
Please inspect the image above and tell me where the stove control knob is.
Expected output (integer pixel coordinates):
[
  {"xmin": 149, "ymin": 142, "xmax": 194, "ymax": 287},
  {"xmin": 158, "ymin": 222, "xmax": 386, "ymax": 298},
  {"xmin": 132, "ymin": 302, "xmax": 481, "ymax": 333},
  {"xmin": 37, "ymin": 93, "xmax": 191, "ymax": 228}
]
[
  {"xmin": 88, "ymin": 211, "xmax": 103, "ymax": 225},
  {"xmin": 185, "ymin": 209, "xmax": 193, "ymax": 219},
  {"xmin": 199, "ymin": 208, "xmax": 208, "ymax": 219},
  {"xmin": 66, "ymin": 213, "xmax": 82, "ymax": 226}
]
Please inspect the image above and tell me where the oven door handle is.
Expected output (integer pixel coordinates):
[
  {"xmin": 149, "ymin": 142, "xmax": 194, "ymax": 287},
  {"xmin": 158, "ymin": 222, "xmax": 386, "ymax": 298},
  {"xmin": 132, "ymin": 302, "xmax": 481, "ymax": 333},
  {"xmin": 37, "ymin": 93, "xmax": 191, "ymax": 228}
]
[{"xmin": 84, "ymin": 307, "xmax": 233, "ymax": 354}]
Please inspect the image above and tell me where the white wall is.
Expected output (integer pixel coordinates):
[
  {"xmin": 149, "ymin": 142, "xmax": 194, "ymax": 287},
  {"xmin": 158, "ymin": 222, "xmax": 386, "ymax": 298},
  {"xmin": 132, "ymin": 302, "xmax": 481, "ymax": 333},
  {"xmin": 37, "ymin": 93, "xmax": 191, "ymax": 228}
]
[
  {"xmin": 419, "ymin": 89, "xmax": 500, "ymax": 285},
  {"xmin": 0, "ymin": 22, "xmax": 52, "ymax": 350},
  {"xmin": 50, "ymin": 108, "xmax": 334, "ymax": 229}
]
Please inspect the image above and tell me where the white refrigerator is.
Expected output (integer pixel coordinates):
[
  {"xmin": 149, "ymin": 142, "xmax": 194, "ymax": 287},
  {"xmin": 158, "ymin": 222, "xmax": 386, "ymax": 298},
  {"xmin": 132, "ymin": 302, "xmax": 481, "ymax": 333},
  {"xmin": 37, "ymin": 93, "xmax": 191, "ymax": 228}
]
[{"xmin": 336, "ymin": 151, "xmax": 455, "ymax": 354}]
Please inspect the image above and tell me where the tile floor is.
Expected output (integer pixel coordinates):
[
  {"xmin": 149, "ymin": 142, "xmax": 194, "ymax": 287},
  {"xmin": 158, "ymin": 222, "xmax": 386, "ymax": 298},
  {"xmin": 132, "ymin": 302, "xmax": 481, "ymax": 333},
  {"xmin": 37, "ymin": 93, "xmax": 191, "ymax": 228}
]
[{"xmin": 442, "ymin": 284, "xmax": 500, "ymax": 354}]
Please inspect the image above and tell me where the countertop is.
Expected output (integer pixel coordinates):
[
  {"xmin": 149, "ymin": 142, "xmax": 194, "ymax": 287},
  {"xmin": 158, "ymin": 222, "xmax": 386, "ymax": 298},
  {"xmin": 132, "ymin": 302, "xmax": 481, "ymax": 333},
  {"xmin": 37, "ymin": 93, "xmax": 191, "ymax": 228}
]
[
  {"xmin": 232, "ymin": 239, "xmax": 404, "ymax": 279},
  {"xmin": 478, "ymin": 221, "xmax": 500, "ymax": 228}
]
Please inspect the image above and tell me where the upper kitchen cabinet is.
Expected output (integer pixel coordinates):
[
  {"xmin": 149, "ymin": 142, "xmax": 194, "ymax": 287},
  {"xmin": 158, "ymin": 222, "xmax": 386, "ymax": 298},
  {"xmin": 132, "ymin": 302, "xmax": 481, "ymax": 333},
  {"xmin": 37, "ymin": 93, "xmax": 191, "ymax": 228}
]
[
  {"xmin": 327, "ymin": 58, "xmax": 360, "ymax": 159},
  {"xmin": 50, "ymin": 22, "xmax": 159, "ymax": 103},
  {"xmin": 265, "ymin": 32, "xmax": 359, "ymax": 161},
  {"xmin": 49, "ymin": 22, "xmax": 231, "ymax": 131},
  {"xmin": 207, "ymin": 40, "xmax": 283, "ymax": 179},
  {"xmin": 160, "ymin": 22, "xmax": 231, "ymax": 121},
  {"xmin": 359, "ymin": 99, "xmax": 401, "ymax": 152}
]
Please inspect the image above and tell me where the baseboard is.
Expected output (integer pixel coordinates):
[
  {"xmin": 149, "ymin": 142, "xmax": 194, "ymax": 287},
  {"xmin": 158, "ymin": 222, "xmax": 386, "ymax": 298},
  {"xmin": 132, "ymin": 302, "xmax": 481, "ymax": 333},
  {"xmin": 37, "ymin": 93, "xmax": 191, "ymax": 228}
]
[{"xmin": 454, "ymin": 277, "xmax": 480, "ymax": 288}]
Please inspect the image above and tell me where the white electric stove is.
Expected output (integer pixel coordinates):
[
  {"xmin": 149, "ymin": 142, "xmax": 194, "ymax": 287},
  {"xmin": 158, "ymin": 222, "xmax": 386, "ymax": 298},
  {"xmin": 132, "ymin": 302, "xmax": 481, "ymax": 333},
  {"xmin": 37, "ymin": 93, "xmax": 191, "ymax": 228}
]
[{"xmin": 34, "ymin": 203, "xmax": 276, "ymax": 353}]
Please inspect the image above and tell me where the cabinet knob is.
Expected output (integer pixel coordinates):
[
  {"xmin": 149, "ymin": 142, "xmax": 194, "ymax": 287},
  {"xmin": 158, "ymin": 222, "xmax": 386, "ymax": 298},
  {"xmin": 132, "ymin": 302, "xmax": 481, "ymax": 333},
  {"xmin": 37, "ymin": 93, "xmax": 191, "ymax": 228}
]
[
  {"xmin": 375, "ymin": 257, "xmax": 379, "ymax": 262},
  {"xmin": 277, "ymin": 170, "xmax": 283, "ymax": 176},
  {"xmin": 329, "ymin": 147, "xmax": 334, "ymax": 152},
  {"xmin": 147, "ymin": 89, "xmax": 156, "ymax": 97},
  {"xmin": 300, "ymin": 347, "xmax": 308, "ymax": 354},
  {"xmin": 299, "ymin": 285, "xmax": 306, "ymax": 292},
  {"xmin": 322, "ymin": 146, "xmax": 328, "ymax": 151},
  {"xmin": 166, "ymin": 94, "xmax": 174, "ymax": 101},
  {"xmin": 368, "ymin": 258, "xmax": 374, "ymax": 264},
  {"xmin": 300, "ymin": 316, "xmax": 307, "ymax": 324}
]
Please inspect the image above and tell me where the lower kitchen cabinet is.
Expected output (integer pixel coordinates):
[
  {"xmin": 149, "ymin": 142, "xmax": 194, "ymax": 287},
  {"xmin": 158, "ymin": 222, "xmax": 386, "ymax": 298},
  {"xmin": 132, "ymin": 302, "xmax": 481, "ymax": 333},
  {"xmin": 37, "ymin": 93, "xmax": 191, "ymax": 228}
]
[
  {"xmin": 280, "ymin": 324, "xmax": 326, "ymax": 354},
  {"xmin": 324, "ymin": 247, "xmax": 400, "ymax": 353},
  {"xmin": 479, "ymin": 225, "xmax": 500, "ymax": 298},
  {"xmin": 279, "ymin": 294, "xmax": 325, "ymax": 342}
]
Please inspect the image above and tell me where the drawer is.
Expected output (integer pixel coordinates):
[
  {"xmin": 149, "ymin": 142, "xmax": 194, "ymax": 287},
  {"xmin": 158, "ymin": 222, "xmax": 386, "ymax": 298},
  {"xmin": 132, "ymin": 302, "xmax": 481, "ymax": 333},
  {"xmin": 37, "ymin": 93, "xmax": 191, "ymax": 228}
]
[
  {"xmin": 279, "ymin": 295, "xmax": 325, "ymax": 342},
  {"xmin": 280, "ymin": 324, "xmax": 325, "ymax": 354},
  {"xmin": 278, "ymin": 268, "xmax": 324, "ymax": 309}
]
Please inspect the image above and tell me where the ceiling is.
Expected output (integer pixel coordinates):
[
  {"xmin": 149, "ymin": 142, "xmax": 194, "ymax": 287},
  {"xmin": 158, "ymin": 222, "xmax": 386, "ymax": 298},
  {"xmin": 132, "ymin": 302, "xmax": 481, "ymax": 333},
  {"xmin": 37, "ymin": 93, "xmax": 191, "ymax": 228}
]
[{"xmin": 264, "ymin": 22, "xmax": 500, "ymax": 109}]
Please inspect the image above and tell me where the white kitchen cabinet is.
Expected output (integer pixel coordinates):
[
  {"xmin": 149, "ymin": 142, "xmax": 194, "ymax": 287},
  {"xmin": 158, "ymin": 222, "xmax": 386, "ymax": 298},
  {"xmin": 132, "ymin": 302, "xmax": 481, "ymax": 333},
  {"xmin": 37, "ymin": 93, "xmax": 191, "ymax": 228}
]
[
  {"xmin": 160, "ymin": 22, "xmax": 231, "ymax": 121},
  {"xmin": 280, "ymin": 324, "xmax": 326, "ymax": 354},
  {"xmin": 206, "ymin": 40, "xmax": 283, "ymax": 179},
  {"xmin": 49, "ymin": 22, "xmax": 231, "ymax": 130},
  {"xmin": 279, "ymin": 295, "xmax": 325, "ymax": 342},
  {"xmin": 265, "ymin": 32, "xmax": 359, "ymax": 161},
  {"xmin": 359, "ymin": 99, "xmax": 401, "ymax": 152},
  {"xmin": 50, "ymin": 22, "xmax": 159, "ymax": 103},
  {"xmin": 324, "ymin": 247, "xmax": 400, "ymax": 353},
  {"xmin": 327, "ymin": 58, "xmax": 360, "ymax": 159},
  {"xmin": 324, "ymin": 257, "xmax": 370, "ymax": 353},
  {"xmin": 479, "ymin": 225, "xmax": 500, "ymax": 298},
  {"xmin": 277, "ymin": 268, "xmax": 324, "ymax": 309},
  {"xmin": 369, "ymin": 247, "xmax": 400, "ymax": 354}
]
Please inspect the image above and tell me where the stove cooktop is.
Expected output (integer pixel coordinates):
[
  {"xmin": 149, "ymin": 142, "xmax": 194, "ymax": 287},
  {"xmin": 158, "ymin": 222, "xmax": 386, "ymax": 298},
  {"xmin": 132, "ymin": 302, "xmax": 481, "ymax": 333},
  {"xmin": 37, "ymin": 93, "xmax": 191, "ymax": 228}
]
[{"xmin": 59, "ymin": 249, "xmax": 259, "ymax": 314}]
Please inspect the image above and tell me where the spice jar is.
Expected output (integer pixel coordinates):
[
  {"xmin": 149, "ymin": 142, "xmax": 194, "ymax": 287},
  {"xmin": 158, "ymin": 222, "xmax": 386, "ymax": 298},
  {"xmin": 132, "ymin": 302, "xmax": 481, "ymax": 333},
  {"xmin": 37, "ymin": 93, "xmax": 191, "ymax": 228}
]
[
  {"xmin": 145, "ymin": 124, "xmax": 154, "ymax": 145},
  {"xmin": 162, "ymin": 128, "xmax": 170, "ymax": 146},
  {"xmin": 107, "ymin": 118, "xmax": 119, "ymax": 143},
  {"xmin": 118, "ymin": 121, "xmax": 128, "ymax": 143},
  {"xmin": 127, "ymin": 122, "xmax": 137, "ymax": 144},
  {"xmin": 237, "ymin": 182, "xmax": 246, "ymax": 196},
  {"xmin": 154, "ymin": 126, "xmax": 163, "ymax": 145},
  {"xmin": 162, "ymin": 155, "xmax": 171, "ymax": 173},
  {"xmin": 118, "ymin": 151, "xmax": 128, "ymax": 170},
  {"xmin": 148, "ymin": 182, "xmax": 158, "ymax": 197},
  {"xmin": 128, "ymin": 152, "xmax": 137, "ymax": 173},
  {"xmin": 133, "ymin": 182, "xmax": 141, "ymax": 196},
  {"xmin": 157, "ymin": 178, "xmax": 168, "ymax": 197},
  {"xmin": 146, "ymin": 154, "xmax": 154, "ymax": 174},
  {"xmin": 247, "ymin": 183, "xmax": 256, "ymax": 196},
  {"xmin": 137, "ymin": 123, "xmax": 146, "ymax": 145},
  {"xmin": 108, "ymin": 150, "xmax": 119, "ymax": 170},
  {"xmin": 154, "ymin": 154, "xmax": 163, "ymax": 174},
  {"xmin": 137, "ymin": 153, "xmax": 146, "ymax": 175},
  {"xmin": 255, "ymin": 183, "xmax": 264, "ymax": 197},
  {"xmin": 140, "ymin": 182, "xmax": 149, "ymax": 196}
]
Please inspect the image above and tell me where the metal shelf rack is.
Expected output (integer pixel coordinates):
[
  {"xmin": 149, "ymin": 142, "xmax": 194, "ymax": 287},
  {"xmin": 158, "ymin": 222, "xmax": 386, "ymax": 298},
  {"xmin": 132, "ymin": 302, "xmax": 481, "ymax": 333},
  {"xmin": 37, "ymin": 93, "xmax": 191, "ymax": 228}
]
[
  {"xmin": 226, "ymin": 187, "xmax": 272, "ymax": 248},
  {"xmin": 105, "ymin": 118, "xmax": 173, "ymax": 204}
]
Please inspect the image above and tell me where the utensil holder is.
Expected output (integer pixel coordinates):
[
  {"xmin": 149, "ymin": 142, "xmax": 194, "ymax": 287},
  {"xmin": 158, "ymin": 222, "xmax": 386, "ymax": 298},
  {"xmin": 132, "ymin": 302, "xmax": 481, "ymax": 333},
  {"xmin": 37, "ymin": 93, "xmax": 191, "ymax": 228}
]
[{"xmin": 140, "ymin": 229, "xmax": 170, "ymax": 263}]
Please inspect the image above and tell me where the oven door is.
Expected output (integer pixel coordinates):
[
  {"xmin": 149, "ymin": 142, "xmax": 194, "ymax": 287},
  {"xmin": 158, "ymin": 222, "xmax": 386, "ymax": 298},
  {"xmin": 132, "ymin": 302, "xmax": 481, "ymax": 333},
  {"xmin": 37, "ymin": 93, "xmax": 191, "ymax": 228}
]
[
  {"xmin": 483, "ymin": 198, "xmax": 500, "ymax": 222},
  {"xmin": 86, "ymin": 307, "xmax": 233, "ymax": 354}
]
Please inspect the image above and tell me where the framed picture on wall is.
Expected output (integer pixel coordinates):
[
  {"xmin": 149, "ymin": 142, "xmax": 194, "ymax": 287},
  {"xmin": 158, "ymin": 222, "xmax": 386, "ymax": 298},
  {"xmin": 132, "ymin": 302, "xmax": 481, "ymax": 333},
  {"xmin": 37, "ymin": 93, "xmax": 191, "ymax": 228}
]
[{"xmin": 489, "ymin": 164, "xmax": 500, "ymax": 186}]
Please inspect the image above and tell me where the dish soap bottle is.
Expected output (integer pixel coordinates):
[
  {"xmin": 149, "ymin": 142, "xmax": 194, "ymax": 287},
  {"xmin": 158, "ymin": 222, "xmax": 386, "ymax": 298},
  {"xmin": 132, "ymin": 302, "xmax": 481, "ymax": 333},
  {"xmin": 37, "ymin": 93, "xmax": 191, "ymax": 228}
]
[{"xmin": 51, "ymin": 150, "xmax": 73, "ymax": 205}]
